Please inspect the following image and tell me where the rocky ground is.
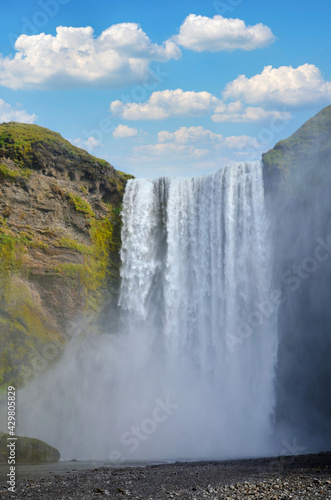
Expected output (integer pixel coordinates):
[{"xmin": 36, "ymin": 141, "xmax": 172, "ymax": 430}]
[{"xmin": 1, "ymin": 452, "xmax": 330, "ymax": 499}]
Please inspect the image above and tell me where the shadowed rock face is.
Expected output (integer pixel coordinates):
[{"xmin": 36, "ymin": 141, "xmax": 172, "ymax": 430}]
[
  {"xmin": 0, "ymin": 122, "xmax": 133, "ymax": 389},
  {"xmin": 263, "ymin": 105, "xmax": 331, "ymax": 451},
  {"xmin": 0, "ymin": 433, "xmax": 60, "ymax": 462}
]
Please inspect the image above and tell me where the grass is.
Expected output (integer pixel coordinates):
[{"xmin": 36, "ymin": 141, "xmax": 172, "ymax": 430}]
[
  {"xmin": 0, "ymin": 163, "xmax": 18, "ymax": 180},
  {"xmin": 0, "ymin": 121, "xmax": 111, "ymax": 171},
  {"xmin": 0, "ymin": 231, "xmax": 28, "ymax": 272},
  {"xmin": 67, "ymin": 192, "xmax": 94, "ymax": 216},
  {"xmin": 0, "ymin": 163, "xmax": 31, "ymax": 181},
  {"xmin": 56, "ymin": 237, "xmax": 93, "ymax": 255}
]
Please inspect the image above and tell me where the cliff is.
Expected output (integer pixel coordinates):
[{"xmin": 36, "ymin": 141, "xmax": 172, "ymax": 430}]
[
  {"xmin": 0, "ymin": 122, "xmax": 132, "ymax": 390},
  {"xmin": 263, "ymin": 105, "xmax": 331, "ymax": 195},
  {"xmin": 262, "ymin": 105, "xmax": 331, "ymax": 450}
]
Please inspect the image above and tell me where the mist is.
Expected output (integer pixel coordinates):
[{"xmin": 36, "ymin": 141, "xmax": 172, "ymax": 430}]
[
  {"xmin": 10, "ymin": 128, "xmax": 331, "ymax": 462},
  {"xmin": 15, "ymin": 161, "xmax": 280, "ymax": 462}
]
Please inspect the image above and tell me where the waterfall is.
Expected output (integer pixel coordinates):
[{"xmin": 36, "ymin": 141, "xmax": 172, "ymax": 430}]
[{"xmin": 16, "ymin": 161, "xmax": 278, "ymax": 461}]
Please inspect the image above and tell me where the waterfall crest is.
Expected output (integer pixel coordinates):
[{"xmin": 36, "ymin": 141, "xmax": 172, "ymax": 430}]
[{"xmin": 16, "ymin": 161, "xmax": 278, "ymax": 461}]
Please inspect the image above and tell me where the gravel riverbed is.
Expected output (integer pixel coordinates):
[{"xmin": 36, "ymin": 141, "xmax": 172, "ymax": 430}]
[{"xmin": 1, "ymin": 452, "xmax": 330, "ymax": 499}]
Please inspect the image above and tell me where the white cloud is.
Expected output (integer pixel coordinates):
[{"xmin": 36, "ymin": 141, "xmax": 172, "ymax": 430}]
[
  {"xmin": 224, "ymin": 135, "xmax": 261, "ymax": 151},
  {"xmin": 111, "ymin": 89, "xmax": 291, "ymax": 123},
  {"xmin": 223, "ymin": 64, "xmax": 331, "ymax": 105},
  {"xmin": 158, "ymin": 126, "xmax": 223, "ymax": 144},
  {"xmin": 0, "ymin": 16, "xmax": 277, "ymax": 90},
  {"xmin": 174, "ymin": 14, "xmax": 275, "ymax": 52},
  {"xmin": 68, "ymin": 136, "xmax": 103, "ymax": 152},
  {"xmin": 0, "ymin": 25, "xmax": 181, "ymax": 90},
  {"xmin": 113, "ymin": 125, "xmax": 138, "ymax": 138},
  {"xmin": 111, "ymin": 89, "xmax": 220, "ymax": 120},
  {"xmin": 158, "ymin": 126, "xmax": 260, "ymax": 151},
  {"xmin": 134, "ymin": 143, "xmax": 209, "ymax": 160},
  {"xmin": 0, "ymin": 99, "xmax": 36, "ymax": 123},
  {"xmin": 211, "ymin": 101, "xmax": 291, "ymax": 122},
  {"xmin": 134, "ymin": 126, "xmax": 262, "ymax": 166}
]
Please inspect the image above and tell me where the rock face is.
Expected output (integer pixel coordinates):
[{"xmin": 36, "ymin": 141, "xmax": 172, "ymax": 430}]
[
  {"xmin": 0, "ymin": 433, "xmax": 60, "ymax": 462},
  {"xmin": 262, "ymin": 105, "xmax": 331, "ymax": 450},
  {"xmin": 0, "ymin": 122, "xmax": 133, "ymax": 389},
  {"xmin": 263, "ymin": 105, "xmax": 331, "ymax": 195}
]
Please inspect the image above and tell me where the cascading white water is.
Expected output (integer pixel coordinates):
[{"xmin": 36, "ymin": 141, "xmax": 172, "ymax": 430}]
[{"xmin": 15, "ymin": 161, "xmax": 278, "ymax": 461}]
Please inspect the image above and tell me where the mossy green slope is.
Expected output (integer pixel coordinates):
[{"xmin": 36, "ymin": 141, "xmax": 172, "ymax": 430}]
[
  {"xmin": 0, "ymin": 122, "xmax": 133, "ymax": 390},
  {"xmin": 0, "ymin": 433, "xmax": 60, "ymax": 462},
  {"xmin": 262, "ymin": 105, "xmax": 331, "ymax": 194},
  {"xmin": 0, "ymin": 121, "xmax": 109, "ymax": 171},
  {"xmin": 0, "ymin": 121, "xmax": 132, "ymax": 190}
]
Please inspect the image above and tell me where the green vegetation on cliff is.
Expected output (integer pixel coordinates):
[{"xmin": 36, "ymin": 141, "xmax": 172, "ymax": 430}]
[
  {"xmin": 0, "ymin": 433, "xmax": 60, "ymax": 462},
  {"xmin": 0, "ymin": 122, "xmax": 133, "ymax": 390},
  {"xmin": 0, "ymin": 121, "xmax": 108, "ymax": 170},
  {"xmin": 0, "ymin": 121, "xmax": 131, "ymax": 192},
  {"xmin": 0, "ymin": 162, "xmax": 31, "ymax": 181},
  {"xmin": 263, "ymin": 105, "xmax": 331, "ymax": 193}
]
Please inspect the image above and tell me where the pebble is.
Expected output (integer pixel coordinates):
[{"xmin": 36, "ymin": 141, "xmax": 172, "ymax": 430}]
[{"xmin": 0, "ymin": 452, "xmax": 330, "ymax": 499}]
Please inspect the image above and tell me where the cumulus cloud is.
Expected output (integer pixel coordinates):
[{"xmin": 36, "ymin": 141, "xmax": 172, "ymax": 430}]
[
  {"xmin": 211, "ymin": 101, "xmax": 291, "ymax": 122},
  {"xmin": 111, "ymin": 89, "xmax": 290, "ymax": 123},
  {"xmin": 0, "ymin": 99, "xmax": 36, "ymax": 123},
  {"xmin": 113, "ymin": 125, "xmax": 138, "ymax": 138},
  {"xmin": 0, "ymin": 25, "xmax": 181, "ymax": 90},
  {"xmin": 158, "ymin": 126, "xmax": 223, "ymax": 144},
  {"xmin": 158, "ymin": 126, "xmax": 260, "ymax": 150},
  {"xmin": 68, "ymin": 136, "xmax": 103, "ymax": 152},
  {"xmin": 223, "ymin": 64, "xmax": 331, "ymax": 105},
  {"xmin": 224, "ymin": 135, "xmax": 261, "ymax": 151},
  {"xmin": 135, "ymin": 143, "xmax": 209, "ymax": 160},
  {"xmin": 111, "ymin": 89, "xmax": 220, "ymax": 120},
  {"xmin": 134, "ymin": 126, "xmax": 262, "ymax": 166},
  {"xmin": 174, "ymin": 14, "xmax": 275, "ymax": 52},
  {"xmin": 0, "ymin": 15, "xmax": 277, "ymax": 90}
]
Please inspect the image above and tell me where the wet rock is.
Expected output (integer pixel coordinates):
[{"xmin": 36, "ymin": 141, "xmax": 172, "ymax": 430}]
[{"xmin": 0, "ymin": 433, "xmax": 60, "ymax": 463}]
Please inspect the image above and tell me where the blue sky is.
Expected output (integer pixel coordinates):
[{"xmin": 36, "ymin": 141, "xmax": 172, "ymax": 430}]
[{"xmin": 0, "ymin": 0, "xmax": 330, "ymax": 177}]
